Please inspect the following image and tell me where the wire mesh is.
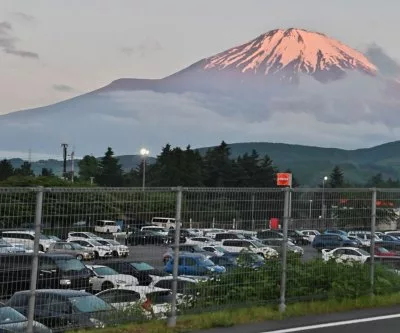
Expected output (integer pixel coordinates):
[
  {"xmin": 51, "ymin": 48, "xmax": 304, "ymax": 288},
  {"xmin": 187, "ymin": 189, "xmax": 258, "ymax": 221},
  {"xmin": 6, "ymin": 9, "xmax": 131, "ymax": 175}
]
[{"xmin": 1, "ymin": 187, "xmax": 400, "ymax": 331}]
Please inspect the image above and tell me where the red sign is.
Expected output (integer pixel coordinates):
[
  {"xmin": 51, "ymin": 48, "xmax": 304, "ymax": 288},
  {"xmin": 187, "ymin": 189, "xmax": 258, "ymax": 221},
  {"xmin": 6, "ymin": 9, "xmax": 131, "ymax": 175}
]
[
  {"xmin": 277, "ymin": 173, "xmax": 292, "ymax": 187},
  {"xmin": 269, "ymin": 218, "xmax": 279, "ymax": 230}
]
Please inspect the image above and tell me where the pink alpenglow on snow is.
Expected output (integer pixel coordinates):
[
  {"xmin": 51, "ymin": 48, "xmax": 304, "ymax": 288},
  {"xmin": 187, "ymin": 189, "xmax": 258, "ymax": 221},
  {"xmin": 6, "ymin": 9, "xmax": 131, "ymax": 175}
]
[{"xmin": 204, "ymin": 28, "xmax": 377, "ymax": 83}]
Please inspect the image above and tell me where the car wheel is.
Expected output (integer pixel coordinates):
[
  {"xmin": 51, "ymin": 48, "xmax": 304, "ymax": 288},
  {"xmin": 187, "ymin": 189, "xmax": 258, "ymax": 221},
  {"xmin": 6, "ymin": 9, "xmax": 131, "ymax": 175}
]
[
  {"xmin": 112, "ymin": 250, "xmax": 119, "ymax": 257},
  {"xmin": 39, "ymin": 244, "xmax": 44, "ymax": 252},
  {"xmin": 76, "ymin": 254, "xmax": 83, "ymax": 261},
  {"xmin": 101, "ymin": 281, "xmax": 113, "ymax": 291}
]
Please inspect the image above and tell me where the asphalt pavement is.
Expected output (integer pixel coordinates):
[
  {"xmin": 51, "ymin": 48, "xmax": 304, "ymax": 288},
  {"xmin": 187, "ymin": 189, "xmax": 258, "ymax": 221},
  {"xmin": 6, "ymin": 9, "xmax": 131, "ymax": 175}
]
[{"xmin": 191, "ymin": 306, "xmax": 400, "ymax": 333}]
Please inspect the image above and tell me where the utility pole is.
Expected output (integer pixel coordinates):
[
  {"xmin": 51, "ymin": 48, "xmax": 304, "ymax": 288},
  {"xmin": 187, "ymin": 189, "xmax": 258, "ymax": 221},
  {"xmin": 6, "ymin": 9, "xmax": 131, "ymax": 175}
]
[
  {"xmin": 70, "ymin": 150, "xmax": 75, "ymax": 183},
  {"xmin": 61, "ymin": 143, "xmax": 68, "ymax": 179}
]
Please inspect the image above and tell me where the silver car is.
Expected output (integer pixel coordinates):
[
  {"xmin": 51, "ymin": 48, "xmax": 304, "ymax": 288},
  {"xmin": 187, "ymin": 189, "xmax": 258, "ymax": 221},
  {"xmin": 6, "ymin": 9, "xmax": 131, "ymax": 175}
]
[{"xmin": 48, "ymin": 241, "xmax": 95, "ymax": 260}]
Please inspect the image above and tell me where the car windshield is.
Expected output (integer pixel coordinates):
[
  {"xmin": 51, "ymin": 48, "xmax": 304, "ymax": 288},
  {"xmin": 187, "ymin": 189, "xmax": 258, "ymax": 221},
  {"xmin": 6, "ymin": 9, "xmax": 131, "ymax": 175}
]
[
  {"xmin": 55, "ymin": 258, "xmax": 86, "ymax": 271},
  {"xmin": 39, "ymin": 234, "xmax": 49, "ymax": 240},
  {"xmin": 49, "ymin": 236, "xmax": 61, "ymax": 241},
  {"xmin": 70, "ymin": 243, "xmax": 83, "ymax": 250},
  {"xmin": 88, "ymin": 240, "xmax": 103, "ymax": 246},
  {"xmin": 69, "ymin": 295, "xmax": 113, "ymax": 313},
  {"xmin": 250, "ymin": 240, "xmax": 264, "ymax": 248},
  {"xmin": 200, "ymin": 258, "xmax": 215, "ymax": 267},
  {"xmin": 131, "ymin": 262, "xmax": 154, "ymax": 271},
  {"xmin": 377, "ymin": 247, "xmax": 390, "ymax": 253},
  {"xmin": 358, "ymin": 249, "xmax": 370, "ymax": 256},
  {"xmin": 108, "ymin": 240, "xmax": 121, "ymax": 245},
  {"xmin": 93, "ymin": 266, "xmax": 118, "ymax": 276},
  {"xmin": 0, "ymin": 306, "xmax": 26, "ymax": 324},
  {"xmin": 288, "ymin": 241, "xmax": 295, "ymax": 246},
  {"xmin": 85, "ymin": 232, "xmax": 98, "ymax": 238}
]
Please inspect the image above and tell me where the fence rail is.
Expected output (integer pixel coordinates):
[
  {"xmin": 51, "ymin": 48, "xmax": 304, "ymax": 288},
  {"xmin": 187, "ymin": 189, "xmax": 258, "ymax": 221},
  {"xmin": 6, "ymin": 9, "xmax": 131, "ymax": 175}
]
[{"xmin": 0, "ymin": 187, "xmax": 399, "ymax": 332}]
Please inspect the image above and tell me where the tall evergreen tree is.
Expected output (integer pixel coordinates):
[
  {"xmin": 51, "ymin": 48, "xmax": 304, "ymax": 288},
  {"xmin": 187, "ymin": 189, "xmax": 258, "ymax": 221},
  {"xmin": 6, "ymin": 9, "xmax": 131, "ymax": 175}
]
[
  {"xmin": 14, "ymin": 161, "xmax": 34, "ymax": 177},
  {"xmin": 0, "ymin": 159, "xmax": 14, "ymax": 181},
  {"xmin": 96, "ymin": 147, "xmax": 123, "ymax": 186},
  {"xmin": 41, "ymin": 168, "xmax": 55, "ymax": 177},
  {"xmin": 203, "ymin": 141, "xmax": 234, "ymax": 187},
  {"xmin": 78, "ymin": 155, "xmax": 99, "ymax": 181},
  {"xmin": 329, "ymin": 165, "xmax": 344, "ymax": 188}
]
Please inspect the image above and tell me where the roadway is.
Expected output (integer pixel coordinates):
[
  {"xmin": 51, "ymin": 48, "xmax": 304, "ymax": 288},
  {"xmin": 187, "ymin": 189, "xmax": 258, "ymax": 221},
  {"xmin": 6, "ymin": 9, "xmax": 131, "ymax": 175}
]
[{"xmin": 192, "ymin": 306, "xmax": 400, "ymax": 333}]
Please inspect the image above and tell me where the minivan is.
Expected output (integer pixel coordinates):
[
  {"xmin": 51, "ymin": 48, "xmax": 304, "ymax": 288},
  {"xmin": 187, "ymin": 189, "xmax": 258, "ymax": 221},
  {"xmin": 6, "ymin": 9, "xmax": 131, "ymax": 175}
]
[
  {"xmin": 94, "ymin": 220, "xmax": 121, "ymax": 234},
  {"xmin": 0, "ymin": 253, "xmax": 91, "ymax": 297},
  {"xmin": 151, "ymin": 217, "xmax": 181, "ymax": 230}
]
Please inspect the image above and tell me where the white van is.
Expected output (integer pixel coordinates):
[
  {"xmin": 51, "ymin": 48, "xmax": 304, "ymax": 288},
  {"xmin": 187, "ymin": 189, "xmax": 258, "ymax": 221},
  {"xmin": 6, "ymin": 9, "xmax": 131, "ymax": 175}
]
[
  {"xmin": 94, "ymin": 220, "xmax": 121, "ymax": 234},
  {"xmin": 1, "ymin": 230, "xmax": 56, "ymax": 252},
  {"xmin": 151, "ymin": 217, "xmax": 181, "ymax": 230}
]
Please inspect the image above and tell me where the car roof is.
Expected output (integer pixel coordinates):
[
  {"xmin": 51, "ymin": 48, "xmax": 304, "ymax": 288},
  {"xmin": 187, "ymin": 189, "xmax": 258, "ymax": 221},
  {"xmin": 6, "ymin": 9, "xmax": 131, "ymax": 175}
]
[
  {"xmin": 2, "ymin": 230, "xmax": 35, "ymax": 235},
  {"xmin": 97, "ymin": 286, "xmax": 169, "ymax": 296},
  {"xmin": 15, "ymin": 289, "xmax": 91, "ymax": 297}
]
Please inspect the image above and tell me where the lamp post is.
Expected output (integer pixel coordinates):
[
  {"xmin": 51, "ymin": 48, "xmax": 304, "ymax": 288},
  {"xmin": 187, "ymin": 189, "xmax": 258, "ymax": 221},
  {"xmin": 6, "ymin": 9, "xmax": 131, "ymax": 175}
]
[
  {"xmin": 322, "ymin": 176, "xmax": 328, "ymax": 218},
  {"xmin": 309, "ymin": 200, "xmax": 313, "ymax": 218},
  {"xmin": 140, "ymin": 148, "xmax": 150, "ymax": 190}
]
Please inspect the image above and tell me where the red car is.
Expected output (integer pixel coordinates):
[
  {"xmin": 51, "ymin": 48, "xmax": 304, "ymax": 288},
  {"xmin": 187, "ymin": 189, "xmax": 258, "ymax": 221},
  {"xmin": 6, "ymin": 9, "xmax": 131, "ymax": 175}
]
[{"xmin": 375, "ymin": 246, "xmax": 396, "ymax": 256}]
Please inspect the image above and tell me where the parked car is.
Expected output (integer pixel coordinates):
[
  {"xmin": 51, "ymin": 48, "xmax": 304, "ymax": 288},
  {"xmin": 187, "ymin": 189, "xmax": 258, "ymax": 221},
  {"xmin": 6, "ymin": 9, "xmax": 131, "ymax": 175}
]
[
  {"xmin": 322, "ymin": 247, "xmax": 370, "ymax": 263},
  {"xmin": 166, "ymin": 229, "xmax": 187, "ymax": 244},
  {"xmin": 374, "ymin": 246, "xmax": 396, "ymax": 257},
  {"xmin": 68, "ymin": 239, "xmax": 112, "ymax": 259},
  {"xmin": 297, "ymin": 230, "xmax": 320, "ymax": 243},
  {"xmin": 7, "ymin": 289, "xmax": 113, "ymax": 331},
  {"xmin": 277, "ymin": 229, "xmax": 309, "ymax": 245},
  {"xmin": 94, "ymin": 220, "xmax": 121, "ymax": 234},
  {"xmin": 186, "ymin": 237, "xmax": 215, "ymax": 245},
  {"xmin": 214, "ymin": 233, "xmax": 245, "ymax": 242},
  {"xmin": 323, "ymin": 229, "xmax": 348, "ymax": 236},
  {"xmin": 66, "ymin": 232, "xmax": 104, "ymax": 242},
  {"xmin": 86, "ymin": 265, "xmax": 139, "ymax": 292},
  {"xmin": 96, "ymin": 286, "xmax": 178, "ymax": 318},
  {"xmin": 0, "ymin": 305, "xmax": 51, "ymax": 333},
  {"xmin": 48, "ymin": 241, "xmax": 94, "ymax": 260},
  {"xmin": 223, "ymin": 251, "xmax": 266, "ymax": 269},
  {"xmin": 203, "ymin": 229, "xmax": 226, "ymax": 239},
  {"xmin": 220, "ymin": 239, "xmax": 279, "ymax": 259},
  {"xmin": 346, "ymin": 236, "xmax": 365, "ymax": 248},
  {"xmin": 208, "ymin": 255, "xmax": 238, "ymax": 271},
  {"xmin": 256, "ymin": 229, "xmax": 284, "ymax": 240},
  {"xmin": 162, "ymin": 245, "xmax": 214, "ymax": 264},
  {"xmin": 260, "ymin": 239, "xmax": 304, "ymax": 256},
  {"xmin": 0, "ymin": 239, "xmax": 26, "ymax": 254},
  {"xmin": 201, "ymin": 245, "xmax": 229, "ymax": 257},
  {"xmin": 127, "ymin": 230, "xmax": 167, "ymax": 246},
  {"xmin": 148, "ymin": 276, "xmax": 199, "ymax": 296},
  {"xmin": 0, "ymin": 253, "xmax": 91, "ymax": 297},
  {"xmin": 164, "ymin": 253, "xmax": 226, "ymax": 276},
  {"xmin": 141, "ymin": 226, "xmax": 169, "ymax": 236},
  {"xmin": 103, "ymin": 260, "xmax": 170, "ymax": 286},
  {"xmin": 185, "ymin": 229, "xmax": 203, "ymax": 237},
  {"xmin": 1, "ymin": 231, "xmax": 56, "ymax": 252},
  {"xmin": 312, "ymin": 234, "xmax": 358, "ymax": 250},
  {"xmin": 95, "ymin": 239, "xmax": 129, "ymax": 257}
]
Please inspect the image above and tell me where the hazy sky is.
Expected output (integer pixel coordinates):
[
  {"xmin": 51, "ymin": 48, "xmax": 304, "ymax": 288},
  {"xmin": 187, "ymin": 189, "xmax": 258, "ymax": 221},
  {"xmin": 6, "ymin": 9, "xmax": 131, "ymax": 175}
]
[{"xmin": 1, "ymin": 0, "xmax": 400, "ymax": 115}]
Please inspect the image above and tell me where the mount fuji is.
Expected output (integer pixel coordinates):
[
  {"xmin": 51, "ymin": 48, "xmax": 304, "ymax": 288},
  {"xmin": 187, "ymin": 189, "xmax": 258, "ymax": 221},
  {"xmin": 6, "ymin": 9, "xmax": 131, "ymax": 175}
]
[{"xmin": 1, "ymin": 28, "xmax": 400, "ymax": 157}]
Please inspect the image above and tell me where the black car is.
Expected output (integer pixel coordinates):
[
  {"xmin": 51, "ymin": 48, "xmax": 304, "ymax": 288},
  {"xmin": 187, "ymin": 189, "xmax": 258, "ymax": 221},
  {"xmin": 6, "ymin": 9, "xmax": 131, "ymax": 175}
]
[
  {"xmin": 7, "ymin": 289, "xmax": 114, "ymax": 331},
  {"xmin": 0, "ymin": 306, "xmax": 51, "ymax": 333},
  {"xmin": 279, "ymin": 229, "xmax": 310, "ymax": 245},
  {"xmin": 103, "ymin": 260, "xmax": 170, "ymax": 285},
  {"xmin": 166, "ymin": 229, "xmax": 187, "ymax": 244},
  {"xmin": 256, "ymin": 229, "xmax": 283, "ymax": 240},
  {"xmin": 127, "ymin": 230, "xmax": 167, "ymax": 245}
]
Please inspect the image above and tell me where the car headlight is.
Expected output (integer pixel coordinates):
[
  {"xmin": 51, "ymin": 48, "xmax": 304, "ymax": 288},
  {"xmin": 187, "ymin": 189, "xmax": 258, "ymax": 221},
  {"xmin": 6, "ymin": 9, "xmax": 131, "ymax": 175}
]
[{"xmin": 89, "ymin": 317, "xmax": 105, "ymax": 328}]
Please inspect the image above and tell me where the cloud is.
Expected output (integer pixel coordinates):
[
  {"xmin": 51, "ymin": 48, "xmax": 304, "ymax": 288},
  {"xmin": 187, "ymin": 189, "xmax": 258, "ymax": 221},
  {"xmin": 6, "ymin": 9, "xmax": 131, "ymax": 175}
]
[
  {"xmin": 365, "ymin": 44, "xmax": 400, "ymax": 78},
  {"xmin": 121, "ymin": 39, "xmax": 162, "ymax": 57},
  {"xmin": 0, "ymin": 20, "xmax": 38, "ymax": 59},
  {"xmin": 52, "ymin": 84, "xmax": 76, "ymax": 92},
  {"xmin": 11, "ymin": 12, "xmax": 35, "ymax": 23}
]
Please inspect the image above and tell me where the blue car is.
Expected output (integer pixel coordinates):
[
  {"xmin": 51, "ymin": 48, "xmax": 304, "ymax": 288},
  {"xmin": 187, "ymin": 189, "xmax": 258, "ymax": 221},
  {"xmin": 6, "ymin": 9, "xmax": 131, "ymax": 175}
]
[
  {"xmin": 323, "ymin": 229, "xmax": 348, "ymax": 236},
  {"xmin": 312, "ymin": 234, "xmax": 358, "ymax": 250},
  {"xmin": 164, "ymin": 253, "xmax": 226, "ymax": 276}
]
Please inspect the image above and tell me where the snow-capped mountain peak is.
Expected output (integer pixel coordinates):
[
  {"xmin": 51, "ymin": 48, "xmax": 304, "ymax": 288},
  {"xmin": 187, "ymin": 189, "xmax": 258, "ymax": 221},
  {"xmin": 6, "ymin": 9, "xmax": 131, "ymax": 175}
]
[{"xmin": 203, "ymin": 28, "xmax": 377, "ymax": 83}]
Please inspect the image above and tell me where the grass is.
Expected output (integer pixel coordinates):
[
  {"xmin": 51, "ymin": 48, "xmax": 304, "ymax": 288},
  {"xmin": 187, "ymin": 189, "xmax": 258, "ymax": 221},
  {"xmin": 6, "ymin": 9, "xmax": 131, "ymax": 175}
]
[{"xmin": 71, "ymin": 293, "xmax": 400, "ymax": 333}]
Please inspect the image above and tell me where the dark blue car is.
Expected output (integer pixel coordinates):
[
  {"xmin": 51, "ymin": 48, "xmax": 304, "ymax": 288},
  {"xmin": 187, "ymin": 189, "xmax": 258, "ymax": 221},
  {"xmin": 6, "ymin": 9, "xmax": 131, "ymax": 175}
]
[
  {"xmin": 312, "ymin": 234, "xmax": 358, "ymax": 250},
  {"xmin": 164, "ymin": 253, "xmax": 226, "ymax": 276}
]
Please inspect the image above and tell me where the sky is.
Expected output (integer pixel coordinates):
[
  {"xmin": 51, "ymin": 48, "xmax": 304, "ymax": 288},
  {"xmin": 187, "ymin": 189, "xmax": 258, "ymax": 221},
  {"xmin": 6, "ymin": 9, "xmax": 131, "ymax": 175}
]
[{"xmin": 1, "ymin": 0, "xmax": 400, "ymax": 115}]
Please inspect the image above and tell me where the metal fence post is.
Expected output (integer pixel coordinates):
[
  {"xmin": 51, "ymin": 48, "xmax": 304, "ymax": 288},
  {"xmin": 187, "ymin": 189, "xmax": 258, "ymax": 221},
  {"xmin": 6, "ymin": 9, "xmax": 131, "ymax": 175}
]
[
  {"xmin": 27, "ymin": 186, "xmax": 44, "ymax": 333},
  {"xmin": 279, "ymin": 187, "xmax": 290, "ymax": 313},
  {"xmin": 167, "ymin": 186, "xmax": 182, "ymax": 327},
  {"xmin": 251, "ymin": 194, "xmax": 255, "ymax": 231},
  {"xmin": 370, "ymin": 187, "xmax": 377, "ymax": 296}
]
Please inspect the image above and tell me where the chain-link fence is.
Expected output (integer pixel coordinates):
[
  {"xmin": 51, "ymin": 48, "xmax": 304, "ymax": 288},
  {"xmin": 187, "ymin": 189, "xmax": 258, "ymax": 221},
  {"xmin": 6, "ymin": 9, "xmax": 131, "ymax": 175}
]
[{"xmin": 0, "ymin": 187, "xmax": 399, "ymax": 332}]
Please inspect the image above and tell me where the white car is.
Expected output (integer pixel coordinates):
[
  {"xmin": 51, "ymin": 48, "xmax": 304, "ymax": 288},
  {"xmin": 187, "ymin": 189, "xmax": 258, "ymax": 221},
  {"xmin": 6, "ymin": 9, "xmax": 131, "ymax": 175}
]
[
  {"xmin": 220, "ymin": 239, "xmax": 279, "ymax": 259},
  {"xmin": 203, "ymin": 229, "xmax": 226, "ymax": 239},
  {"xmin": 200, "ymin": 245, "xmax": 227, "ymax": 257},
  {"xmin": 96, "ymin": 239, "xmax": 129, "ymax": 257},
  {"xmin": 186, "ymin": 229, "xmax": 203, "ymax": 237},
  {"xmin": 1, "ymin": 230, "xmax": 56, "ymax": 252},
  {"xmin": 141, "ymin": 226, "xmax": 168, "ymax": 236},
  {"xmin": 185, "ymin": 237, "xmax": 215, "ymax": 245},
  {"xmin": 95, "ymin": 286, "xmax": 181, "ymax": 318},
  {"xmin": 298, "ymin": 230, "xmax": 320, "ymax": 243},
  {"xmin": 321, "ymin": 247, "xmax": 370, "ymax": 264},
  {"xmin": 68, "ymin": 239, "xmax": 112, "ymax": 259},
  {"xmin": 66, "ymin": 231, "xmax": 104, "ymax": 242},
  {"xmin": 86, "ymin": 265, "xmax": 139, "ymax": 292}
]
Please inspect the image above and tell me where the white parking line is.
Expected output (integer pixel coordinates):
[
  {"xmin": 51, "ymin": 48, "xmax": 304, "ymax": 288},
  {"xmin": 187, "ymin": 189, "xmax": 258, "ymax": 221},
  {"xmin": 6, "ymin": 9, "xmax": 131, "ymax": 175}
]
[{"xmin": 261, "ymin": 313, "xmax": 400, "ymax": 332}]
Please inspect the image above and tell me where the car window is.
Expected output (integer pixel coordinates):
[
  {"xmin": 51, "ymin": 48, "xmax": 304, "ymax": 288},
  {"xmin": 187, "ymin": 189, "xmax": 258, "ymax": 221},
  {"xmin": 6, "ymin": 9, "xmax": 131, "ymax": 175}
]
[
  {"xmin": 155, "ymin": 280, "xmax": 172, "ymax": 289},
  {"xmin": 49, "ymin": 295, "xmax": 71, "ymax": 314},
  {"xmin": 98, "ymin": 290, "xmax": 140, "ymax": 303},
  {"xmin": 185, "ymin": 258, "xmax": 197, "ymax": 266}
]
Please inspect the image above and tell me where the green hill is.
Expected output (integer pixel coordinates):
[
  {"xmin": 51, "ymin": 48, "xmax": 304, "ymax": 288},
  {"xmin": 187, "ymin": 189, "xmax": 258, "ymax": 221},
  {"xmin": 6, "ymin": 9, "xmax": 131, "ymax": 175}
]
[{"xmin": 9, "ymin": 141, "xmax": 400, "ymax": 185}]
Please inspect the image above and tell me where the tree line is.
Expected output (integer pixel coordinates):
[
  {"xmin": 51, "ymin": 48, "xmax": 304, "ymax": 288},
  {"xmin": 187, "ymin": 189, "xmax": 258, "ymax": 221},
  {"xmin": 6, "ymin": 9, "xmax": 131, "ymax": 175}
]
[{"xmin": 0, "ymin": 141, "xmax": 399, "ymax": 188}]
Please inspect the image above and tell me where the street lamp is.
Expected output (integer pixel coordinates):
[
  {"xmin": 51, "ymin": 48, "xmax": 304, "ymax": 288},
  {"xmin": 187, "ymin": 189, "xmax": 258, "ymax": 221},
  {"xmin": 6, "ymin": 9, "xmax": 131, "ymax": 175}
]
[
  {"xmin": 322, "ymin": 176, "xmax": 328, "ymax": 218},
  {"xmin": 309, "ymin": 200, "xmax": 313, "ymax": 218},
  {"xmin": 140, "ymin": 148, "xmax": 150, "ymax": 190}
]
